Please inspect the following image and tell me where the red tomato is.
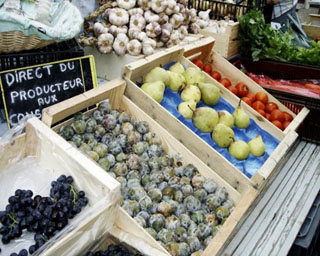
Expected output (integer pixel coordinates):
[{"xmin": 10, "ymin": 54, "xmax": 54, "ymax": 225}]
[
  {"xmin": 283, "ymin": 120, "xmax": 291, "ymax": 130},
  {"xmin": 227, "ymin": 86, "xmax": 238, "ymax": 95},
  {"xmin": 257, "ymin": 109, "xmax": 266, "ymax": 117},
  {"xmin": 203, "ymin": 64, "xmax": 212, "ymax": 73},
  {"xmin": 192, "ymin": 59, "xmax": 203, "ymax": 69},
  {"xmin": 255, "ymin": 91, "xmax": 269, "ymax": 105},
  {"xmin": 265, "ymin": 102, "xmax": 278, "ymax": 114},
  {"xmin": 246, "ymin": 92, "xmax": 256, "ymax": 103},
  {"xmin": 220, "ymin": 78, "xmax": 232, "ymax": 88},
  {"xmin": 283, "ymin": 112, "xmax": 293, "ymax": 122},
  {"xmin": 272, "ymin": 120, "xmax": 284, "ymax": 130},
  {"xmin": 252, "ymin": 100, "xmax": 265, "ymax": 111},
  {"xmin": 235, "ymin": 82, "xmax": 249, "ymax": 97},
  {"xmin": 241, "ymin": 97, "xmax": 252, "ymax": 106},
  {"xmin": 210, "ymin": 71, "xmax": 221, "ymax": 81},
  {"xmin": 266, "ymin": 113, "xmax": 271, "ymax": 121},
  {"xmin": 270, "ymin": 109, "xmax": 285, "ymax": 122}
]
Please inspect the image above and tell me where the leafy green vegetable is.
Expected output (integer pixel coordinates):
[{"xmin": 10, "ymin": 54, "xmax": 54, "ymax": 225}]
[{"xmin": 238, "ymin": 10, "xmax": 320, "ymax": 66}]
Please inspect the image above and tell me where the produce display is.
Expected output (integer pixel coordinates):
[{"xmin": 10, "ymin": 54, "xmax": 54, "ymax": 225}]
[
  {"xmin": 238, "ymin": 10, "xmax": 320, "ymax": 67},
  {"xmin": 137, "ymin": 62, "xmax": 279, "ymax": 177},
  {"xmin": 194, "ymin": 59, "xmax": 294, "ymax": 131},
  {"xmin": 86, "ymin": 244, "xmax": 141, "ymax": 256},
  {"xmin": 200, "ymin": 19, "xmax": 236, "ymax": 34},
  {"xmin": 80, "ymin": 0, "xmax": 212, "ymax": 56},
  {"xmin": 58, "ymin": 100, "xmax": 234, "ymax": 255},
  {"xmin": 0, "ymin": 175, "xmax": 88, "ymax": 256}
]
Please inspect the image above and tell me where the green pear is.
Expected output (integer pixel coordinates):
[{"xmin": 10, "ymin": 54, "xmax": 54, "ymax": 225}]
[
  {"xmin": 218, "ymin": 110, "xmax": 234, "ymax": 128},
  {"xmin": 181, "ymin": 85, "xmax": 201, "ymax": 103},
  {"xmin": 198, "ymin": 82, "xmax": 221, "ymax": 105},
  {"xmin": 144, "ymin": 67, "xmax": 169, "ymax": 85},
  {"xmin": 169, "ymin": 62, "xmax": 185, "ymax": 74},
  {"xmin": 183, "ymin": 67, "xmax": 205, "ymax": 85},
  {"xmin": 193, "ymin": 107, "xmax": 219, "ymax": 133},
  {"xmin": 167, "ymin": 71, "xmax": 186, "ymax": 91},
  {"xmin": 178, "ymin": 100, "xmax": 197, "ymax": 119},
  {"xmin": 233, "ymin": 102, "xmax": 250, "ymax": 129},
  {"xmin": 141, "ymin": 81, "xmax": 165, "ymax": 103},
  {"xmin": 212, "ymin": 123, "xmax": 235, "ymax": 148},
  {"xmin": 228, "ymin": 140, "xmax": 250, "ymax": 160},
  {"xmin": 248, "ymin": 135, "xmax": 265, "ymax": 157}
]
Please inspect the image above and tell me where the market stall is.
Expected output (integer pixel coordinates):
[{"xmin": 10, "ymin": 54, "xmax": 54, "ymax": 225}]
[{"xmin": 0, "ymin": 0, "xmax": 319, "ymax": 255}]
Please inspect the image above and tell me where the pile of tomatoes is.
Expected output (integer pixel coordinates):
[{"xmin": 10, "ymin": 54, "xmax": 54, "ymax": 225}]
[{"xmin": 192, "ymin": 59, "xmax": 294, "ymax": 131}]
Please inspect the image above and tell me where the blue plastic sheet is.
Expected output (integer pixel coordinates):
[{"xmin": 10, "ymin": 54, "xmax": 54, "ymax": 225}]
[{"xmin": 139, "ymin": 62, "xmax": 280, "ymax": 178}]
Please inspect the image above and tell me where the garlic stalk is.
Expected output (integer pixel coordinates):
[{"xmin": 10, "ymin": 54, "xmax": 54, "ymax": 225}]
[
  {"xmin": 146, "ymin": 22, "xmax": 162, "ymax": 38},
  {"xmin": 117, "ymin": 0, "xmax": 136, "ymax": 10},
  {"xmin": 142, "ymin": 38, "xmax": 156, "ymax": 55},
  {"xmin": 113, "ymin": 33, "xmax": 129, "ymax": 56},
  {"xmin": 130, "ymin": 14, "xmax": 146, "ymax": 30},
  {"xmin": 128, "ymin": 8, "xmax": 144, "ymax": 16},
  {"xmin": 109, "ymin": 8, "xmax": 129, "ymax": 26},
  {"xmin": 170, "ymin": 13, "xmax": 184, "ymax": 28},
  {"xmin": 97, "ymin": 33, "xmax": 114, "ymax": 54},
  {"xmin": 137, "ymin": 0, "xmax": 151, "ymax": 10},
  {"xmin": 93, "ymin": 22, "xmax": 109, "ymax": 37},
  {"xmin": 151, "ymin": 0, "xmax": 167, "ymax": 13},
  {"xmin": 127, "ymin": 39, "xmax": 142, "ymax": 56},
  {"xmin": 144, "ymin": 10, "xmax": 160, "ymax": 23}
]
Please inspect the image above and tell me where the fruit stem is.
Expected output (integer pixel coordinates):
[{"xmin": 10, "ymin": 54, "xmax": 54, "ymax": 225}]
[
  {"xmin": 187, "ymin": 105, "xmax": 194, "ymax": 113},
  {"xmin": 238, "ymin": 99, "xmax": 242, "ymax": 107}
]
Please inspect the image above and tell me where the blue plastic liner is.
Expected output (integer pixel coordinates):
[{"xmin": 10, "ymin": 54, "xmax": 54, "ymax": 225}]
[{"xmin": 139, "ymin": 62, "xmax": 280, "ymax": 178}]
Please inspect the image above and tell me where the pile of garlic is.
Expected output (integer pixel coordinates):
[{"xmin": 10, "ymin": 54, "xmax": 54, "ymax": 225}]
[
  {"xmin": 206, "ymin": 19, "xmax": 235, "ymax": 34},
  {"xmin": 81, "ymin": 0, "xmax": 212, "ymax": 56}
]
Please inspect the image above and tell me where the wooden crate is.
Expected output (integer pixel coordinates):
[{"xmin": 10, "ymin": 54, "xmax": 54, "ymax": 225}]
[
  {"xmin": 302, "ymin": 14, "xmax": 320, "ymax": 40},
  {"xmin": 200, "ymin": 23, "xmax": 240, "ymax": 58},
  {"xmin": 0, "ymin": 117, "xmax": 120, "ymax": 255},
  {"xmin": 124, "ymin": 41, "xmax": 302, "ymax": 191},
  {"xmin": 184, "ymin": 37, "xmax": 310, "ymax": 135},
  {"xmin": 42, "ymin": 78, "xmax": 258, "ymax": 256}
]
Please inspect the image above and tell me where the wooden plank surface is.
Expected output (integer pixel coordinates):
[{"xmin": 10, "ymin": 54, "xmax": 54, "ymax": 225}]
[{"xmin": 221, "ymin": 140, "xmax": 320, "ymax": 256}]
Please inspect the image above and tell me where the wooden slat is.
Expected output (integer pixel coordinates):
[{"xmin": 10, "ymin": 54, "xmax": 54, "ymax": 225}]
[
  {"xmin": 230, "ymin": 142, "xmax": 317, "ymax": 255},
  {"xmin": 183, "ymin": 37, "xmax": 215, "ymax": 61},
  {"xmin": 42, "ymin": 78, "xmax": 126, "ymax": 127},
  {"xmin": 222, "ymin": 140, "xmax": 307, "ymax": 255}
]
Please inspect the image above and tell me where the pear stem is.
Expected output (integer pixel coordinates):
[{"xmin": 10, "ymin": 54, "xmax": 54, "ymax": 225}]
[
  {"xmin": 238, "ymin": 99, "xmax": 242, "ymax": 107},
  {"xmin": 187, "ymin": 105, "xmax": 195, "ymax": 113}
]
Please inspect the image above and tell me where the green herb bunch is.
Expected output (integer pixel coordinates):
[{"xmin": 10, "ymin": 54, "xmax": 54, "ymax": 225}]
[{"xmin": 238, "ymin": 10, "xmax": 320, "ymax": 66}]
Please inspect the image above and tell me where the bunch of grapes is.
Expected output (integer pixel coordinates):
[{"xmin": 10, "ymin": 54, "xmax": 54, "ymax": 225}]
[{"xmin": 0, "ymin": 175, "xmax": 88, "ymax": 256}]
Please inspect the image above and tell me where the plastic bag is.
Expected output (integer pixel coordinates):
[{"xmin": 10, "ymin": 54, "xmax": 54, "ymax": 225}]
[
  {"xmin": 0, "ymin": 117, "xmax": 120, "ymax": 255},
  {"xmin": 0, "ymin": 0, "xmax": 83, "ymax": 42}
]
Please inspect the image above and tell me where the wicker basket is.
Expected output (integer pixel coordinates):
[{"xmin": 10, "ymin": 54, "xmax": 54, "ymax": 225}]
[{"xmin": 0, "ymin": 30, "xmax": 55, "ymax": 54}]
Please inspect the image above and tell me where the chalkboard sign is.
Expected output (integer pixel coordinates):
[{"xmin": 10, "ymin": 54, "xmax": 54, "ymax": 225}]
[{"xmin": 0, "ymin": 55, "xmax": 97, "ymax": 128}]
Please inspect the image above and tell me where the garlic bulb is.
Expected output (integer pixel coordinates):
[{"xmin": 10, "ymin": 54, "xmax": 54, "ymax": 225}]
[
  {"xmin": 93, "ymin": 22, "xmax": 109, "ymax": 37},
  {"xmin": 167, "ymin": 30, "xmax": 181, "ymax": 47},
  {"xmin": 97, "ymin": 33, "xmax": 114, "ymax": 54},
  {"xmin": 144, "ymin": 10, "xmax": 160, "ymax": 23},
  {"xmin": 127, "ymin": 39, "xmax": 142, "ymax": 56},
  {"xmin": 117, "ymin": 0, "xmax": 136, "ymax": 10},
  {"xmin": 118, "ymin": 25, "xmax": 128, "ymax": 35},
  {"xmin": 108, "ymin": 25, "xmax": 118, "ymax": 37},
  {"xmin": 156, "ymin": 41, "xmax": 164, "ymax": 48},
  {"xmin": 165, "ymin": 0, "xmax": 179, "ymax": 16},
  {"xmin": 189, "ymin": 22, "xmax": 200, "ymax": 34},
  {"xmin": 142, "ymin": 38, "xmax": 156, "ymax": 55},
  {"xmin": 196, "ymin": 18, "xmax": 208, "ymax": 29},
  {"xmin": 178, "ymin": 0, "xmax": 188, "ymax": 6},
  {"xmin": 158, "ymin": 13, "xmax": 169, "ymax": 25},
  {"xmin": 151, "ymin": 0, "xmax": 167, "ymax": 13},
  {"xmin": 190, "ymin": 8, "xmax": 197, "ymax": 23},
  {"xmin": 178, "ymin": 25, "xmax": 188, "ymax": 40},
  {"xmin": 170, "ymin": 13, "xmax": 184, "ymax": 28},
  {"xmin": 137, "ymin": 31, "xmax": 148, "ymax": 42},
  {"xmin": 111, "ymin": 1, "xmax": 118, "ymax": 7},
  {"xmin": 199, "ymin": 9, "xmax": 211, "ymax": 21},
  {"xmin": 128, "ymin": 27, "xmax": 141, "ymax": 39},
  {"xmin": 128, "ymin": 8, "xmax": 144, "ymax": 16},
  {"xmin": 109, "ymin": 8, "xmax": 129, "ymax": 26},
  {"xmin": 113, "ymin": 33, "xmax": 129, "ymax": 56},
  {"xmin": 160, "ymin": 23, "xmax": 173, "ymax": 42},
  {"xmin": 182, "ymin": 9, "xmax": 191, "ymax": 25},
  {"xmin": 130, "ymin": 14, "xmax": 146, "ymax": 30},
  {"xmin": 138, "ymin": 0, "xmax": 151, "ymax": 10},
  {"xmin": 103, "ymin": 8, "xmax": 112, "ymax": 21},
  {"xmin": 146, "ymin": 22, "xmax": 162, "ymax": 38}
]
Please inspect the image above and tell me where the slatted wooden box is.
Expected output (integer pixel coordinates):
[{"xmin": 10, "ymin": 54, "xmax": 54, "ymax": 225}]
[
  {"xmin": 200, "ymin": 22, "xmax": 240, "ymax": 58},
  {"xmin": 124, "ymin": 40, "xmax": 304, "ymax": 191},
  {"xmin": 302, "ymin": 14, "xmax": 320, "ymax": 40},
  {"xmin": 42, "ymin": 78, "xmax": 258, "ymax": 256},
  {"xmin": 0, "ymin": 118, "xmax": 120, "ymax": 255}
]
